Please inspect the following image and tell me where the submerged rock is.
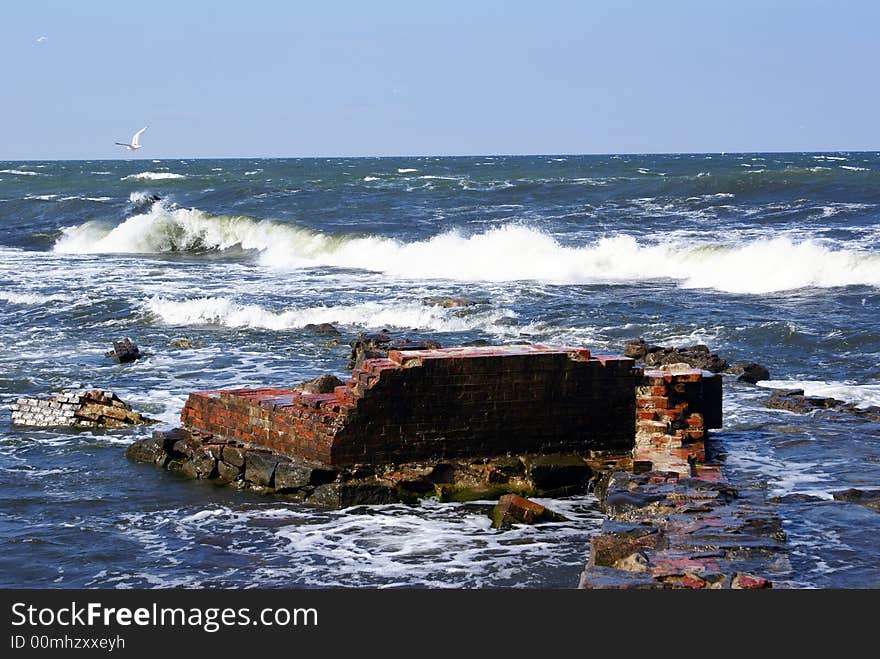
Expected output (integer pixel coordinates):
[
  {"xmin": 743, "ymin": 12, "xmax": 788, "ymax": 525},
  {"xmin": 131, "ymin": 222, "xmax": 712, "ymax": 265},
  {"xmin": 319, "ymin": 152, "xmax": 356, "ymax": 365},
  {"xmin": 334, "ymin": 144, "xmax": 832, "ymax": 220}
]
[
  {"xmin": 832, "ymin": 488, "xmax": 880, "ymax": 512},
  {"xmin": 766, "ymin": 389, "xmax": 880, "ymax": 422},
  {"xmin": 168, "ymin": 337, "xmax": 204, "ymax": 349},
  {"xmin": 304, "ymin": 323, "xmax": 341, "ymax": 336}
]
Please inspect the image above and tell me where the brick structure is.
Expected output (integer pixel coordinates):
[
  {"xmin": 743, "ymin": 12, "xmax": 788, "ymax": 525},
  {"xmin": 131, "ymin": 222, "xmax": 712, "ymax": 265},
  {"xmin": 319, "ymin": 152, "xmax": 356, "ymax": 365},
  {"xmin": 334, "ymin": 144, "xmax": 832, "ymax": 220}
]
[
  {"xmin": 634, "ymin": 366, "xmax": 722, "ymax": 477},
  {"xmin": 11, "ymin": 390, "xmax": 154, "ymax": 428},
  {"xmin": 180, "ymin": 345, "xmax": 641, "ymax": 466}
]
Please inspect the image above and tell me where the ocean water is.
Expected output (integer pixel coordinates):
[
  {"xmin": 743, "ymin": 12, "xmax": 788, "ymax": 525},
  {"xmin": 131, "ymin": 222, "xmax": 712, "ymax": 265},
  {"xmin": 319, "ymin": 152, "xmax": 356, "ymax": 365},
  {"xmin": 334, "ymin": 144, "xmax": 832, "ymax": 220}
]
[{"xmin": 1, "ymin": 153, "xmax": 879, "ymax": 588}]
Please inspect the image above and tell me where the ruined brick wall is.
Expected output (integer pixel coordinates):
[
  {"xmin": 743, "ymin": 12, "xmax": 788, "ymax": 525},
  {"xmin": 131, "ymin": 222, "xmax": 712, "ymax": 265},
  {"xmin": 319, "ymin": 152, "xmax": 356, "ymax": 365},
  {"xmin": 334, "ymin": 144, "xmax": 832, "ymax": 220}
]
[
  {"xmin": 11, "ymin": 390, "xmax": 153, "ymax": 428},
  {"xmin": 180, "ymin": 345, "xmax": 641, "ymax": 466},
  {"xmin": 634, "ymin": 367, "xmax": 722, "ymax": 477}
]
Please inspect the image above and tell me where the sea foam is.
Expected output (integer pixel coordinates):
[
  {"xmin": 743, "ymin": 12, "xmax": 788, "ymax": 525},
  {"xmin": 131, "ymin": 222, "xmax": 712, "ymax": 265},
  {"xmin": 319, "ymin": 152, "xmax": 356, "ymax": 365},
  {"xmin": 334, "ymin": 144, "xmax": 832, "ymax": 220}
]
[
  {"xmin": 52, "ymin": 205, "xmax": 880, "ymax": 294},
  {"xmin": 121, "ymin": 172, "xmax": 186, "ymax": 181}
]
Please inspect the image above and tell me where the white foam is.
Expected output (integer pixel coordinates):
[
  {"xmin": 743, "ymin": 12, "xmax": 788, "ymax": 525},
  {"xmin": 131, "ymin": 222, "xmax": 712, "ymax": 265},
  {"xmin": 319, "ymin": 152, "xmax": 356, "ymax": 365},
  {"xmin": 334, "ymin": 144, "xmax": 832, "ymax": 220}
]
[
  {"xmin": 362, "ymin": 176, "xmax": 379, "ymax": 181},
  {"xmin": 397, "ymin": 168, "xmax": 418, "ymax": 173},
  {"xmin": 758, "ymin": 380, "xmax": 880, "ymax": 409},
  {"xmin": 51, "ymin": 207, "xmax": 880, "ymax": 294},
  {"xmin": 0, "ymin": 290, "xmax": 70, "ymax": 305},
  {"xmin": 840, "ymin": 165, "xmax": 870, "ymax": 172},
  {"xmin": 144, "ymin": 296, "xmax": 511, "ymax": 332},
  {"xmin": 121, "ymin": 172, "xmax": 186, "ymax": 181},
  {"xmin": 0, "ymin": 169, "xmax": 41, "ymax": 176}
]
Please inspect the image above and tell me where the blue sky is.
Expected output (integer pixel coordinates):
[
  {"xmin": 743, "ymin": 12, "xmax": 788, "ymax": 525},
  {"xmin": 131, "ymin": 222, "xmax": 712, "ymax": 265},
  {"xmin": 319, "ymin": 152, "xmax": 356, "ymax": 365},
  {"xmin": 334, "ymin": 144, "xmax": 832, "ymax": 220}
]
[{"xmin": 2, "ymin": 0, "xmax": 877, "ymax": 159}]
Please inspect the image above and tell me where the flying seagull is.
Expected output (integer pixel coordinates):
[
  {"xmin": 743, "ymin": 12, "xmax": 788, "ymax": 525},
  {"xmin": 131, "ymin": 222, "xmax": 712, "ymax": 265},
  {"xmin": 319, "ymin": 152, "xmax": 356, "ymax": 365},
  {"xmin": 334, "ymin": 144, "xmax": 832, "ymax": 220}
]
[
  {"xmin": 36, "ymin": 36, "xmax": 47, "ymax": 44},
  {"xmin": 116, "ymin": 126, "xmax": 148, "ymax": 151}
]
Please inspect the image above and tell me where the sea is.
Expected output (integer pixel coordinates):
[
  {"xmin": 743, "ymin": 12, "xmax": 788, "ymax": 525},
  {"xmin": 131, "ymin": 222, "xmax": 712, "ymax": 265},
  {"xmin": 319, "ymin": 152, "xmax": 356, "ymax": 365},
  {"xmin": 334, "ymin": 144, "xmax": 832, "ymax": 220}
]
[{"xmin": 1, "ymin": 153, "xmax": 878, "ymax": 588}]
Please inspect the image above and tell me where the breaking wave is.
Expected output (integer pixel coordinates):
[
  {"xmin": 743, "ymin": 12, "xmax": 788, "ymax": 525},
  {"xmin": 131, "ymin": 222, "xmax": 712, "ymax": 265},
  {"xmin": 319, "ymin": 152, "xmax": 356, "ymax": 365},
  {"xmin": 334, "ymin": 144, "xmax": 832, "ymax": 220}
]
[
  {"xmin": 758, "ymin": 380, "xmax": 880, "ymax": 409},
  {"xmin": 145, "ymin": 296, "xmax": 512, "ymax": 332},
  {"xmin": 121, "ymin": 172, "xmax": 186, "ymax": 181},
  {"xmin": 52, "ymin": 204, "xmax": 880, "ymax": 294}
]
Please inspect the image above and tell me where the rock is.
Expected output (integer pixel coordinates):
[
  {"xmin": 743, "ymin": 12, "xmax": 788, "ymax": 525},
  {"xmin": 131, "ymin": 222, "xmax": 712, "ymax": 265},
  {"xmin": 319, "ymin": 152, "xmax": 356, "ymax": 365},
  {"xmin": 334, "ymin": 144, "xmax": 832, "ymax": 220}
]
[
  {"xmin": 769, "ymin": 493, "xmax": 825, "ymax": 504},
  {"xmin": 221, "ymin": 446, "xmax": 245, "ymax": 467},
  {"xmin": 308, "ymin": 482, "xmax": 399, "ymax": 507},
  {"xmin": 623, "ymin": 338, "xmax": 729, "ymax": 373},
  {"xmin": 422, "ymin": 297, "xmax": 487, "ymax": 308},
  {"xmin": 831, "ymin": 488, "xmax": 880, "ymax": 512},
  {"xmin": 304, "ymin": 323, "xmax": 341, "ymax": 336},
  {"xmin": 126, "ymin": 436, "xmax": 166, "ymax": 464},
  {"xmin": 297, "ymin": 374, "xmax": 344, "ymax": 394},
  {"xmin": 215, "ymin": 460, "xmax": 242, "ymax": 484},
  {"xmin": 612, "ymin": 552, "xmax": 650, "ymax": 573},
  {"xmin": 168, "ymin": 338, "xmax": 203, "ymax": 349},
  {"xmin": 274, "ymin": 461, "xmax": 337, "ymax": 490},
  {"xmin": 490, "ymin": 494, "xmax": 567, "ymax": 529},
  {"xmin": 731, "ymin": 573, "xmax": 772, "ymax": 589},
  {"xmin": 623, "ymin": 338, "xmax": 650, "ymax": 360},
  {"xmin": 244, "ymin": 451, "xmax": 281, "ymax": 487},
  {"xmin": 735, "ymin": 362, "xmax": 771, "ymax": 384},
  {"xmin": 604, "ymin": 490, "xmax": 666, "ymax": 517},
  {"xmin": 588, "ymin": 525, "xmax": 666, "ymax": 567},
  {"xmin": 347, "ymin": 333, "xmax": 441, "ymax": 370},
  {"xmin": 105, "ymin": 338, "xmax": 143, "ymax": 363}
]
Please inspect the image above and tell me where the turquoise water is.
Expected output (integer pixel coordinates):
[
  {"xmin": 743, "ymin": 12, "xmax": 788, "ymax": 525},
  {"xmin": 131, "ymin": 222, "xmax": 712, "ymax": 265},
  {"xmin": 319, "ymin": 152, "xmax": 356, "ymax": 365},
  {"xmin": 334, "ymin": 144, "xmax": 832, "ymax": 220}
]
[{"xmin": 1, "ymin": 153, "xmax": 879, "ymax": 587}]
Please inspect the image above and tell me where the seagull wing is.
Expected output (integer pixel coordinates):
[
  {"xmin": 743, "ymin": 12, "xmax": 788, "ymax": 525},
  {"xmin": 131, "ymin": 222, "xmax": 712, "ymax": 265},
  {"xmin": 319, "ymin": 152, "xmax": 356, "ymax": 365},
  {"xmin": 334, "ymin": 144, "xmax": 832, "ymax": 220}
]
[{"xmin": 131, "ymin": 126, "xmax": 148, "ymax": 148}]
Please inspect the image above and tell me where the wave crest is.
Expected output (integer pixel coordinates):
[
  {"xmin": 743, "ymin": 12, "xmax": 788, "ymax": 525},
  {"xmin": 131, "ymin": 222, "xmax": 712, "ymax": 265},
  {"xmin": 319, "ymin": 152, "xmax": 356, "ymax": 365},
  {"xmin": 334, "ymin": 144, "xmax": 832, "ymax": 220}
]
[{"xmin": 52, "ymin": 205, "xmax": 880, "ymax": 294}]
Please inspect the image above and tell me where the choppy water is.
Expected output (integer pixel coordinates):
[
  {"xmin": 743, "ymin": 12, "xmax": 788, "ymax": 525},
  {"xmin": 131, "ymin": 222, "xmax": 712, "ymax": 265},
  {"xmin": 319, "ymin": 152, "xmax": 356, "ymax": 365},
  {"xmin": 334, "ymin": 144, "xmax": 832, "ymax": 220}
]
[{"xmin": 1, "ymin": 153, "xmax": 879, "ymax": 588}]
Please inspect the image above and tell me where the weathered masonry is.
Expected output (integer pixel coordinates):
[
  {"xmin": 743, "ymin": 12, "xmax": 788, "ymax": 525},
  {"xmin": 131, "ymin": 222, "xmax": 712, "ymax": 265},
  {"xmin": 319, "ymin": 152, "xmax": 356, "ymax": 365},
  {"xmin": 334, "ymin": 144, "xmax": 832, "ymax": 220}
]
[
  {"xmin": 127, "ymin": 345, "xmax": 726, "ymax": 510},
  {"xmin": 180, "ymin": 345, "xmax": 643, "ymax": 465}
]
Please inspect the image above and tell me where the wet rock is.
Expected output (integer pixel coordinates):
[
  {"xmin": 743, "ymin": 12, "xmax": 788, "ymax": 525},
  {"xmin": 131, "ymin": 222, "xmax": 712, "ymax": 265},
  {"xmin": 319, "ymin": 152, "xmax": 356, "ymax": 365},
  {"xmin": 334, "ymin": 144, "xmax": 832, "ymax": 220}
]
[
  {"xmin": 126, "ymin": 436, "xmax": 166, "ymax": 464},
  {"xmin": 309, "ymin": 482, "xmax": 399, "ymax": 507},
  {"xmin": 422, "ymin": 297, "xmax": 487, "ymax": 308},
  {"xmin": 734, "ymin": 362, "xmax": 771, "ymax": 384},
  {"xmin": 490, "ymin": 494, "xmax": 566, "ymax": 529},
  {"xmin": 105, "ymin": 338, "xmax": 143, "ymax": 363},
  {"xmin": 624, "ymin": 339, "xmax": 729, "ymax": 373},
  {"xmin": 832, "ymin": 488, "xmax": 880, "ymax": 512},
  {"xmin": 347, "ymin": 333, "xmax": 441, "ymax": 370},
  {"xmin": 221, "ymin": 446, "xmax": 245, "ymax": 467},
  {"xmin": 588, "ymin": 526, "xmax": 666, "ymax": 567},
  {"xmin": 275, "ymin": 461, "xmax": 338, "ymax": 489},
  {"xmin": 215, "ymin": 460, "xmax": 242, "ymax": 484},
  {"xmin": 527, "ymin": 455, "xmax": 591, "ymax": 493},
  {"xmin": 304, "ymin": 323, "xmax": 341, "ymax": 336},
  {"xmin": 768, "ymin": 493, "xmax": 825, "ymax": 504},
  {"xmin": 731, "ymin": 573, "xmax": 772, "ymax": 589},
  {"xmin": 766, "ymin": 389, "xmax": 879, "ymax": 422},
  {"xmin": 244, "ymin": 451, "xmax": 281, "ymax": 487},
  {"xmin": 462, "ymin": 339, "xmax": 490, "ymax": 347},
  {"xmin": 297, "ymin": 373, "xmax": 344, "ymax": 394},
  {"xmin": 168, "ymin": 337, "xmax": 204, "ymax": 349},
  {"xmin": 604, "ymin": 490, "xmax": 667, "ymax": 517}
]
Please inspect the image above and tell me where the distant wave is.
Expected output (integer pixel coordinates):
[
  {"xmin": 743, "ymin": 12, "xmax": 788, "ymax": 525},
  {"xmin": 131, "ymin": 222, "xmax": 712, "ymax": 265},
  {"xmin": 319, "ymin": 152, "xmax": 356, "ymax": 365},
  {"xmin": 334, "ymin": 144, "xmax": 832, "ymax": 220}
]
[
  {"xmin": 397, "ymin": 168, "xmax": 418, "ymax": 174},
  {"xmin": 121, "ymin": 172, "xmax": 186, "ymax": 181},
  {"xmin": 0, "ymin": 169, "xmax": 42, "ymax": 176},
  {"xmin": 145, "ymin": 296, "xmax": 511, "ymax": 332},
  {"xmin": 52, "ymin": 204, "xmax": 880, "ymax": 294}
]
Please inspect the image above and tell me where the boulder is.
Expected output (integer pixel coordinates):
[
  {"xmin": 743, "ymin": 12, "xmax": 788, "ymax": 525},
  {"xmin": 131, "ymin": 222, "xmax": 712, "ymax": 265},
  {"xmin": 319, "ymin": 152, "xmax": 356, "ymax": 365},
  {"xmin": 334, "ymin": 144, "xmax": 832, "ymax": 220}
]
[
  {"xmin": 244, "ymin": 451, "xmax": 281, "ymax": 487},
  {"xmin": 490, "ymin": 494, "xmax": 566, "ymax": 529},
  {"xmin": 215, "ymin": 460, "xmax": 242, "ymax": 484},
  {"xmin": 105, "ymin": 338, "xmax": 143, "ymax": 363},
  {"xmin": 303, "ymin": 323, "xmax": 341, "ymax": 336},
  {"xmin": 622, "ymin": 338, "xmax": 729, "ymax": 372},
  {"xmin": 297, "ymin": 374, "xmax": 344, "ymax": 394},
  {"xmin": 832, "ymin": 488, "xmax": 880, "ymax": 512},
  {"xmin": 308, "ymin": 482, "xmax": 399, "ymax": 507},
  {"xmin": 126, "ymin": 436, "xmax": 166, "ymax": 465},
  {"xmin": 735, "ymin": 362, "xmax": 771, "ymax": 384},
  {"xmin": 347, "ymin": 333, "xmax": 441, "ymax": 370}
]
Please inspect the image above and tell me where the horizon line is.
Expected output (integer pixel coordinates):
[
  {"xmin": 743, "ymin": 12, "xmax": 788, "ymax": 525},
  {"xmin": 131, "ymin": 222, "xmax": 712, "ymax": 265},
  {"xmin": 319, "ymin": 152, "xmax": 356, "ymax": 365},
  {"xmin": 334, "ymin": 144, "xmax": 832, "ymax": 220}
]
[{"xmin": 2, "ymin": 148, "xmax": 879, "ymax": 163}]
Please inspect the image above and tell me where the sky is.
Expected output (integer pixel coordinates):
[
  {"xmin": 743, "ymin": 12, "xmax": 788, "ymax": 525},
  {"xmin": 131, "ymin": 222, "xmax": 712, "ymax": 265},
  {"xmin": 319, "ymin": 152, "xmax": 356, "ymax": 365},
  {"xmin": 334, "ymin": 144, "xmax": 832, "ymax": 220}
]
[{"xmin": 1, "ymin": 0, "xmax": 878, "ymax": 159}]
